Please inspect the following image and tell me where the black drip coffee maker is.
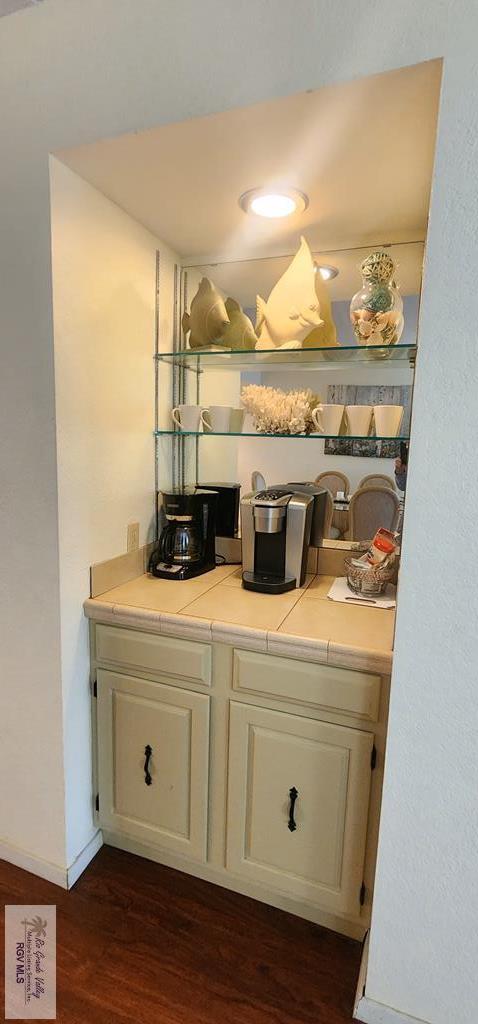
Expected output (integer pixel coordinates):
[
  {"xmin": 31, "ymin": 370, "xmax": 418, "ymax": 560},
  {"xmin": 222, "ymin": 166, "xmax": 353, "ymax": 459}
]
[{"xmin": 149, "ymin": 488, "xmax": 217, "ymax": 580}]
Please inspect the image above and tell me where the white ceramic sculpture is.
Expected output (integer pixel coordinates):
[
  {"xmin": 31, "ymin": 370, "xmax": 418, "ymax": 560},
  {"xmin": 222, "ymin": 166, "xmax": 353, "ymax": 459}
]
[
  {"xmin": 181, "ymin": 277, "xmax": 230, "ymax": 349},
  {"xmin": 220, "ymin": 298, "xmax": 257, "ymax": 350},
  {"xmin": 303, "ymin": 263, "xmax": 340, "ymax": 348},
  {"xmin": 255, "ymin": 236, "xmax": 323, "ymax": 350}
]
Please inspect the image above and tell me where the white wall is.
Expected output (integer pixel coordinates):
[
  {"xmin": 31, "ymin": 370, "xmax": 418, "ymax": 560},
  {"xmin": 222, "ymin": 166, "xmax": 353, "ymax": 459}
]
[
  {"xmin": 0, "ymin": 4, "xmax": 478, "ymax": 1023},
  {"xmin": 50, "ymin": 158, "xmax": 180, "ymax": 863},
  {"xmin": 193, "ymin": 371, "xmax": 241, "ymax": 486}
]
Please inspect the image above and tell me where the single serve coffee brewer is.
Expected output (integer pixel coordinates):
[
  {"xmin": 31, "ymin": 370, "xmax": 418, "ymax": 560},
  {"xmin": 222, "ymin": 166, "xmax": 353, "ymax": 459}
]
[{"xmin": 240, "ymin": 488, "xmax": 314, "ymax": 594}]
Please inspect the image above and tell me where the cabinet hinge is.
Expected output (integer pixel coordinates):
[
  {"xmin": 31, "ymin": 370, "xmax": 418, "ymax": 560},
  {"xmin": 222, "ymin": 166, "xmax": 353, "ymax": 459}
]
[
  {"xmin": 93, "ymin": 680, "xmax": 97, "ymax": 698},
  {"xmin": 95, "ymin": 794, "xmax": 99, "ymax": 812},
  {"xmin": 371, "ymin": 745, "xmax": 377, "ymax": 770},
  {"xmin": 360, "ymin": 882, "xmax": 366, "ymax": 906}
]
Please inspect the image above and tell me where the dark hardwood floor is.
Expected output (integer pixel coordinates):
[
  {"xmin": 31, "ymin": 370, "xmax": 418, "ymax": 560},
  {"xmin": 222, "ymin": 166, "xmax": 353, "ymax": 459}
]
[{"xmin": 0, "ymin": 846, "xmax": 361, "ymax": 1023}]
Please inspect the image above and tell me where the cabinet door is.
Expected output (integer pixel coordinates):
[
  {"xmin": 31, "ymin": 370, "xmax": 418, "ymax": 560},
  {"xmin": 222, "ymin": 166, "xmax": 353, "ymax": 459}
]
[
  {"xmin": 97, "ymin": 670, "xmax": 209, "ymax": 861},
  {"xmin": 227, "ymin": 702, "xmax": 373, "ymax": 916}
]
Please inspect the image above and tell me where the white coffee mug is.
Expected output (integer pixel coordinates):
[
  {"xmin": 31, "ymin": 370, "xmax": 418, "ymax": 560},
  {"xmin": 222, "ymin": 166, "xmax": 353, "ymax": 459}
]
[
  {"xmin": 200, "ymin": 405, "xmax": 233, "ymax": 433},
  {"xmin": 229, "ymin": 408, "xmax": 245, "ymax": 433},
  {"xmin": 311, "ymin": 404, "xmax": 344, "ymax": 435},
  {"xmin": 344, "ymin": 405, "xmax": 373, "ymax": 437},
  {"xmin": 373, "ymin": 404, "xmax": 403, "ymax": 437},
  {"xmin": 171, "ymin": 404, "xmax": 202, "ymax": 432}
]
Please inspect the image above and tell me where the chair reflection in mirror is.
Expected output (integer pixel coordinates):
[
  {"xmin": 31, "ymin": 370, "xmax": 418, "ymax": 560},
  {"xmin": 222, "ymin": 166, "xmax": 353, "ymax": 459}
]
[
  {"xmin": 251, "ymin": 470, "xmax": 266, "ymax": 492},
  {"xmin": 347, "ymin": 486, "xmax": 400, "ymax": 541},
  {"xmin": 322, "ymin": 489, "xmax": 341, "ymax": 540},
  {"xmin": 315, "ymin": 471, "xmax": 350, "ymax": 538},
  {"xmin": 314, "ymin": 470, "xmax": 350, "ymax": 497},
  {"xmin": 358, "ymin": 473, "xmax": 396, "ymax": 491}
]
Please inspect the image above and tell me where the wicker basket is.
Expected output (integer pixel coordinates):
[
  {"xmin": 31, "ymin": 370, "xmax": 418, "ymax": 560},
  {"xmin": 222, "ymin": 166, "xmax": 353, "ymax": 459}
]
[{"xmin": 344, "ymin": 556, "xmax": 396, "ymax": 597}]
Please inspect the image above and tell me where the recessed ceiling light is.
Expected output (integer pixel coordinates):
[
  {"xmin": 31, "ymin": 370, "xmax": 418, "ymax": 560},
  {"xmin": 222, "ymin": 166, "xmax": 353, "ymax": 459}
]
[
  {"xmin": 239, "ymin": 187, "xmax": 308, "ymax": 219},
  {"xmin": 315, "ymin": 264, "xmax": 339, "ymax": 281}
]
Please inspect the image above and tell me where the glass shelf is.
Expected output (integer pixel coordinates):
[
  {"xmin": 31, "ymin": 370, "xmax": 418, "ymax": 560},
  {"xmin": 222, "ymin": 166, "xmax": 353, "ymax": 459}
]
[
  {"xmin": 155, "ymin": 430, "xmax": 410, "ymax": 441},
  {"xmin": 156, "ymin": 343, "xmax": 416, "ymax": 372}
]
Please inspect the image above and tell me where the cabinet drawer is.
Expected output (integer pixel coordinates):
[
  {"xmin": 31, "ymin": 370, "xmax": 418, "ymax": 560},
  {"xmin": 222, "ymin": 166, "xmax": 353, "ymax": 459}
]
[
  {"xmin": 95, "ymin": 624, "xmax": 211, "ymax": 685},
  {"xmin": 233, "ymin": 649, "xmax": 380, "ymax": 721}
]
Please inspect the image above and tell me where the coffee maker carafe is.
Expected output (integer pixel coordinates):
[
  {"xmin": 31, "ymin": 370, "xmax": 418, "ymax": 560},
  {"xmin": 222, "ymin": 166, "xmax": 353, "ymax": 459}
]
[
  {"xmin": 240, "ymin": 488, "xmax": 314, "ymax": 593},
  {"xmin": 149, "ymin": 488, "xmax": 217, "ymax": 580}
]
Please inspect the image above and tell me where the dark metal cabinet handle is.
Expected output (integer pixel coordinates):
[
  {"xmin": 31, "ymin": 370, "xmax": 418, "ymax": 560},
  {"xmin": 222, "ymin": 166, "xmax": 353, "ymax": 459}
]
[
  {"xmin": 144, "ymin": 744, "xmax": 153, "ymax": 786},
  {"xmin": 288, "ymin": 786, "xmax": 298, "ymax": 831}
]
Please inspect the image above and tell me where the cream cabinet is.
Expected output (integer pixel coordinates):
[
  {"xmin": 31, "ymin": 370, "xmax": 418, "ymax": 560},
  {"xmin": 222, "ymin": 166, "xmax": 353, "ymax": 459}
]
[
  {"xmin": 96, "ymin": 669, "xmax": 210, "ymax": 861},
  {"xmin": 226, "ymin": 701, "xmax": 373, "ymax": 916},
  {"xmin": 91, "ymin": 622, "xmax": 386, "ymax": 938}
]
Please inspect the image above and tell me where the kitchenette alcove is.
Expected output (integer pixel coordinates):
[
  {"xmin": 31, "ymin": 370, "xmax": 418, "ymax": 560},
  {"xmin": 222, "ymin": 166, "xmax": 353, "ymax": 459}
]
[{"xmin": 50, "ymin": 58, "xmax": 441, "ymax": 946}]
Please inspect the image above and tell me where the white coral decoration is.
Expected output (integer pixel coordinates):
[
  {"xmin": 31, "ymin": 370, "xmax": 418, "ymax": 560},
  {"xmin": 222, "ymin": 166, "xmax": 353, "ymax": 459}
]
[{"xmin": 241, "ymin": 384, "xmax": 320, "ymax": 435}]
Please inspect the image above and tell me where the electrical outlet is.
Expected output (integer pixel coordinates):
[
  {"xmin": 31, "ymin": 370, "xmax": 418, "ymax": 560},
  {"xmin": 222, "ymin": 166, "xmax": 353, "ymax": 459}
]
[{"xmin": 127, "ymin": 521, "xmax": 140, "ymax": 552}]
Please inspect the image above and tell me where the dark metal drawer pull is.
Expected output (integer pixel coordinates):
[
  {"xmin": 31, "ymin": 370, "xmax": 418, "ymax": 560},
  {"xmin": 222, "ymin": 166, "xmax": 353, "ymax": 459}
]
[
  {"xmin": 288, "ymin": 786, "xmax": 298, "ymax": 831},
  {"xmin": 144, "ymin": 744, "xmax": 153, "ymax": 786}
]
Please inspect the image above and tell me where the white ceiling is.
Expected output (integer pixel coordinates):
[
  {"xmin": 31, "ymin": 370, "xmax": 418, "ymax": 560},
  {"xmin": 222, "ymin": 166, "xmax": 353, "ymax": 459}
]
[
  {"xmin": 0, "ymin": 0, "xmax": 43, "ymax": 16},
  {"xmin": 58, "ymin": 59, "xmax": 441, "ymax": 273}
]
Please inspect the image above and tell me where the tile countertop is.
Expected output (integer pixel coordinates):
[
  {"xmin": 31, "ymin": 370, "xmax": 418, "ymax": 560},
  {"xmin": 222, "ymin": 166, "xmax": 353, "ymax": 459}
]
[{"xmin": 84, "ymin": 566, "xmax": 394, "ymax": 674}]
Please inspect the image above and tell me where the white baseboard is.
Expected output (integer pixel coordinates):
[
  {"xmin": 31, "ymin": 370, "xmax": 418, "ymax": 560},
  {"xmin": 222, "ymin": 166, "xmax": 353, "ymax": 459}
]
[
  {"xmin": 0, "ymin": 830, "xmax": 103, "ymax": 891},
  {"xmin": 354, "ymin": 931, "xmax": 369, "ymax": 1014},
  {"xmin": 0, "ymin": 838, "xmax": 68, "ymax": 888},
  {"xmin": 355, "ymin": 995, "xmax": 430, "ymax": 1024},
  {"xmin": 67, "ymin": 829, "xmax": 103, "ymax": 888}
]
